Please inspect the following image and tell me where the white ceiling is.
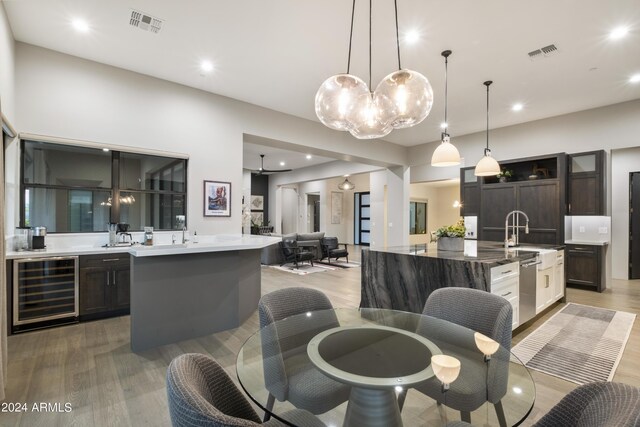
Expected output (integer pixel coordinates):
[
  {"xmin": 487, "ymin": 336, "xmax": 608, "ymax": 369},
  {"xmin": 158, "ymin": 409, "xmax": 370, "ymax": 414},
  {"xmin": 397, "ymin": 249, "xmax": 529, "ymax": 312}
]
[
  {"xmin": 243, "ymin": 142, "xmax": 335, "ymax": 172},
  {"xmin": 3, "ymin": 0, "xmax": 640, "ymax": 147}
]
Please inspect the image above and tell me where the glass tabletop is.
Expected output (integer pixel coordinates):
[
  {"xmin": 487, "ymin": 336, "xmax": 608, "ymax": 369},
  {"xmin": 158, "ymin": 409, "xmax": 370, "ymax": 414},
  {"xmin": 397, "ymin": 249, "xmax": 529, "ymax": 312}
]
[{"xmin": 237, "ymin": 308, "xmax": 535, "ymax": 427}]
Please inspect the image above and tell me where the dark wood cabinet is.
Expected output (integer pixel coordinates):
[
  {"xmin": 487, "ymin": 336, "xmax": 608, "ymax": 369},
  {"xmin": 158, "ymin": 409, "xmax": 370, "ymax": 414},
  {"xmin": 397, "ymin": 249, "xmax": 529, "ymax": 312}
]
[
  {"xmin": 79, "ymin": 254, "xmax": 130, "ymax": 319},
  {"xmin": 567, "ymin": 150, "xmax": 605, "ymax": 215},
  {"xmin": 460, "ymin": 167, "xmax": 481, "ymax": 216},
  {"xmin": 566, "ymin": 244, "xmax": 605, "ymax": 292},
  {"xmin": 476, "ymin": 153, "xmax": 566, "ymax": 245}
]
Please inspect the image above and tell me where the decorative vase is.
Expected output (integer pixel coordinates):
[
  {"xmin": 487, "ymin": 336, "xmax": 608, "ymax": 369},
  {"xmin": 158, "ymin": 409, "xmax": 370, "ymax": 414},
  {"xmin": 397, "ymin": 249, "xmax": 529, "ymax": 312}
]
[
  {"xmin": 437, "ymin": 237, "xmax": 464, "ymax": 252},
  {"xmin": 499, "ymin": 176, "xmax": 507, "ymax": 183}
]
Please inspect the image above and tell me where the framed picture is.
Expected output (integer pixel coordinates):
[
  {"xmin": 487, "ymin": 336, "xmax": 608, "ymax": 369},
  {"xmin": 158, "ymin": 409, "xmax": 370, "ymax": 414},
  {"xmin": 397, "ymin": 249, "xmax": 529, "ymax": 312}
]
[
  {"xmin": 250, "ymin": 195, "xmax": 264, "ymax": 211},
  {"xmin": 204, "ymin": 180, "xmax": 231, "ymax": 217},
  {"xmin": 331, "ymin": 191, "xmax": 343, "ymax": 224},
  {"xmin": 250, "ymin": 212, "xmax": 264, "ymax": 226}
]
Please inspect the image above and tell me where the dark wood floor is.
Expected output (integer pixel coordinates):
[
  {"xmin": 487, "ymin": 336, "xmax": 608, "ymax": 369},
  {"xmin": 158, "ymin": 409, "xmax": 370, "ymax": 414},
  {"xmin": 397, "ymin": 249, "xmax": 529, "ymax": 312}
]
[{"xmin": 3, "ymin": 246, "xmax": 639, "ymax": 426}]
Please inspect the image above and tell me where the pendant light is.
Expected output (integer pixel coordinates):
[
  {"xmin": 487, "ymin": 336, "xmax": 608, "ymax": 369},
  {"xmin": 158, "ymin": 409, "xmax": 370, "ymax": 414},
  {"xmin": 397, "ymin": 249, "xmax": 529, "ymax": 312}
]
[
  {"xmin": 431, "ymin": 50, "xmax": 461, "ymax": 167},
  {"xmin": 474, "ymin": 81, "xmax": 501, "ymax": 176},
  {"xmin": 315, "ymin": 0, "xmax": 433, "ymax": 139},
  {"xmin": 338, "ymin": 175, "xmax": 355, "ymax": 190}
]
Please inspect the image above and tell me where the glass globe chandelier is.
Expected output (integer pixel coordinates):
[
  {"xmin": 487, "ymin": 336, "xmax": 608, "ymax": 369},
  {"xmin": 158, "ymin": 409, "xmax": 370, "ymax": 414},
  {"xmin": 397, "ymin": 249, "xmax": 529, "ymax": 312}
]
[
  {"xmin": 475, "ymin": 81, "xmax": 501, "ymax": 176},
  {"xmin": 315, "ymin": 0, "xmax": 433, "ymax": 139},
  {"xmin": 431, "ymin": 50, "xmax": 461, "ymax": 167}
]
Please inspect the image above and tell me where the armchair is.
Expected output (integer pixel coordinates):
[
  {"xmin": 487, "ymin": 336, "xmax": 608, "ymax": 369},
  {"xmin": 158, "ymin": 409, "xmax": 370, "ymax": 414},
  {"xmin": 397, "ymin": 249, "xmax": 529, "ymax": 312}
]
[
  {"xmin": 320, "ymin": 237, "xmax": 349, "ymax": 264},
  {"xmin": 280, "ymin": 239, "xmax": 314, "ymax": 268}
]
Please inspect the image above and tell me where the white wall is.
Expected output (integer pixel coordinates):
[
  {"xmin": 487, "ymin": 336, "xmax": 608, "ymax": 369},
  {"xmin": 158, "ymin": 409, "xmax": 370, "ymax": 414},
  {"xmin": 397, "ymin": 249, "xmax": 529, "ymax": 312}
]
[
  {"xmin": 611, "ymin": 147, "xmax": 640, "ymax": 279},
  {"xmin": 0, "ymin": 4, "xmax": 15, "ymax": 124},
  {"xmin": 11, "ymin": 42, "xmax": 407, "ymax": 235}
]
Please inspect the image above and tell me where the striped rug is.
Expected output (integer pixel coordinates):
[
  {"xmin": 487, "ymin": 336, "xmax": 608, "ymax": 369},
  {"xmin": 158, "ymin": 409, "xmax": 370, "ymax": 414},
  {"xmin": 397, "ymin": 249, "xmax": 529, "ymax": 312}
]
[{"xmin": 512, "ymin": 303, "xmax": 636, "ymax": 384}]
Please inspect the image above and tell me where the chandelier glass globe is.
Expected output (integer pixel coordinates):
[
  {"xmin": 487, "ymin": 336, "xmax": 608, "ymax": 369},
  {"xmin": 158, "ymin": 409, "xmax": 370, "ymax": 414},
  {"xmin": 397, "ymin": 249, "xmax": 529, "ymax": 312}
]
[
  {"xmin": 375, "ymin": 69, "xmax": 433, "ymax": 129},
  {"xmin": 315, "ymin": 74, "xmax": 369, "ymax": 131},
  {"xmin": 348, "ymin": 92, "xmax": 394, "ymax": 139}
]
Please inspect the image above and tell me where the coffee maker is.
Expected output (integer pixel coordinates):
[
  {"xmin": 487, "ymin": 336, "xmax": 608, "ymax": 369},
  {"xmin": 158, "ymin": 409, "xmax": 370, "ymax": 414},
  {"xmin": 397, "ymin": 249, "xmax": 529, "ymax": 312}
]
[{"xmin": 31, "ymin": 226, "xmax": 47, "ymax": 250}]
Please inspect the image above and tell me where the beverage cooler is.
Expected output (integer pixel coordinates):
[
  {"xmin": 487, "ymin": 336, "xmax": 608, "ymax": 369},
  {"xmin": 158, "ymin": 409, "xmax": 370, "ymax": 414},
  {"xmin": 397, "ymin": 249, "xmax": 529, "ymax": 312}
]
[{"xmin": 13, "ymin": 256, "xmax": 79, "ymax": 333}]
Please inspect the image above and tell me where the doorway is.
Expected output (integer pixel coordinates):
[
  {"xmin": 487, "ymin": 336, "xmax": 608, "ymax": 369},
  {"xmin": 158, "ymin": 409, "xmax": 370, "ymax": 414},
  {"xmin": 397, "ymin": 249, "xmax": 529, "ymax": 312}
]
[
  {"xmin": 630, "ymin": 172, "xmax": 640, "ymax": 279},
  {"xmin": 307, "ymin": 193, "xmax": 320, "ymax": 232},
  {"xmin": 354, "ymin": 192, "xmax": 370, "ymax": 246}
]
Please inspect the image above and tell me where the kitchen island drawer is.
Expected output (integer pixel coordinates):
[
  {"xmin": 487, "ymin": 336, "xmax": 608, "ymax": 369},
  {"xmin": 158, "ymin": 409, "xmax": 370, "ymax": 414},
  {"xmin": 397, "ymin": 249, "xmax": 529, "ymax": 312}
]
[
  {"xmin": 80, "ymin": 254, "xmax": 130, "ymax": 268},
  {"xmin": 491, "ymin": 262, "xmax": 519, "ymax": 283}
]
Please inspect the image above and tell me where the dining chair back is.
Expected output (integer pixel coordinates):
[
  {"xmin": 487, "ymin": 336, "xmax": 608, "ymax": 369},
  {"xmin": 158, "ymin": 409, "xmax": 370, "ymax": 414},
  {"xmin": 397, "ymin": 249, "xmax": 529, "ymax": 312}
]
[
  {"xmin": 258, "ymin": 288, "xmax": 349, "ymax": 417},
  {"xmin": 167, "ymin": 353, "xmax": 326, "ymax": 427},
  {"xmin": 533, "ymin": 381, "xmax": 640, "ymax": 427},
  {"xmin": 412, "ymin": 287, "xmax": 513, "ymax": 427}
]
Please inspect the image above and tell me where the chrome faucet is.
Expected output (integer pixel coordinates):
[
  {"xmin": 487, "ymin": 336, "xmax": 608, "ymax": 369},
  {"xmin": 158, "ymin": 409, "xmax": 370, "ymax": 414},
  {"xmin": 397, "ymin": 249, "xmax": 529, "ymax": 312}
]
[
  {"xmin": 505, "ymin": 210, "xmax": 530, "ymax": 249},
  {"xmin": 182, "ymin": 227, "xmax": 189, "ymax": 244}
]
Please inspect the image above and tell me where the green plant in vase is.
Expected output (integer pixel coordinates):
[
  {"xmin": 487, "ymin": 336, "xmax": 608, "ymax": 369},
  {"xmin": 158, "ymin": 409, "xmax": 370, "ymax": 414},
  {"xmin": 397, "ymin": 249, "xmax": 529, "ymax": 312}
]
[
  {"xmin": 435, "ymin": 219, "xmax": 466, "ymax": 251},
  {"xmin": 496, "ymin": 168, "xmax": 513, "ymax": 182}
]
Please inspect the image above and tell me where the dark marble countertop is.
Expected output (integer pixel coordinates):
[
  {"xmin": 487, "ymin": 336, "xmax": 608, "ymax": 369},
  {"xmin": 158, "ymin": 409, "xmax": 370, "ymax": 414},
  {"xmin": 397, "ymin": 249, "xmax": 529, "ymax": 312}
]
[{"xmin": 363, "ymin": 240, "xmax": 565, "ymax": 265}]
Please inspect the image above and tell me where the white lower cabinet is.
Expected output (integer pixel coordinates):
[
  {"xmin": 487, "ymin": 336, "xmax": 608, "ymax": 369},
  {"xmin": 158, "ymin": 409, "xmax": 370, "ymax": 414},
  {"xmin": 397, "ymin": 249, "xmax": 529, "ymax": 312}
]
[
  {"xmin": 490, "ymin": 262, "xmax": 520, "ymax": 330},
  {"xmin": 554, "ymin": 250, "xmax": 565, "ymax": 300},
  {"xmin": 536, "ymin": 267, "xmax": 554, "ymax": 314}
]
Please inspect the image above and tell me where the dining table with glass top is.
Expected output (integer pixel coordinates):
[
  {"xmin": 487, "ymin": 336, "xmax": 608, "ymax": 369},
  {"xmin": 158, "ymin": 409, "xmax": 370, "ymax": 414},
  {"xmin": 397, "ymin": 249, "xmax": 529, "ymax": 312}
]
[{"xmin": 236, "ymin": 308, "xmax": 535, "ymax": 427}]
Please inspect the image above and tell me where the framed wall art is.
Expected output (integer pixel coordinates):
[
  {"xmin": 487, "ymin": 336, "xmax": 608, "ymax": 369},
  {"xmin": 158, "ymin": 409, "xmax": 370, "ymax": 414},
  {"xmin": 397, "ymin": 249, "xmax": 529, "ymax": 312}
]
[
  {"xmin": 204, "ymin": 180, "xmax": 231, "ymax": 217},
  {"xmin": 331, "ymin": 191, "xmax": 343, "ymax": 224}
]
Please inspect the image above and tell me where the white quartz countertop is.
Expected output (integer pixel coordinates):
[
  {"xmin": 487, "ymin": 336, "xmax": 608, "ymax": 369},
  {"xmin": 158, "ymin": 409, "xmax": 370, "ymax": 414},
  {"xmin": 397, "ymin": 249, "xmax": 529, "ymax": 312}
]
[
  {"xmin": 6, "ymin": 234, "xmax": 280, "ymax": 259},
  {"xmin": 564, "ymin": 240, "xmax": 609, "ymax": 246}
]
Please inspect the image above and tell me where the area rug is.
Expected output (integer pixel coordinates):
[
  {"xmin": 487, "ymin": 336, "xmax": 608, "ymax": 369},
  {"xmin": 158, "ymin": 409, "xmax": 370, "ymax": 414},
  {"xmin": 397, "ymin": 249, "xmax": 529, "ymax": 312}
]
[
  {"xmin": 512, "ymin": 303, "xmax": 636, "ymax": 384},
  {"xmin": 315, "ymin": 260, "xmax": 360, "ymax": 269},
  {"xmin": 268, "ymin": 263, "xmax": 336, "ymax": 275}
]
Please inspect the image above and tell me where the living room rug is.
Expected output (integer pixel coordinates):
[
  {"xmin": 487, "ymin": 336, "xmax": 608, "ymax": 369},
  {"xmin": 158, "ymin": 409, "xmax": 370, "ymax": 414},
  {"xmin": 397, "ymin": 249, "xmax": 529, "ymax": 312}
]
[
  {"xmin": 315, "ymin": 260, "xmax": 360, "ymax": 269},
  {"xmin": 512, "ymin": 303, "xmax": 635, "ymax": 384},
  {"xmin": 268, "ymin": 263, "xmax": 336, "ymax": 275}
]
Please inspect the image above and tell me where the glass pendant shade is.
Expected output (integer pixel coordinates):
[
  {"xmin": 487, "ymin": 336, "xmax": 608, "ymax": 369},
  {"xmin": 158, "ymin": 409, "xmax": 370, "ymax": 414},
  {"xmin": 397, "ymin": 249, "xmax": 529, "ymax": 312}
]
[
  {"xmin": 338, "ymin": 177, "xmax": 355, "ymax": 190},
  {"xmin": 375, "ymin": 69, "xmax": 433, "ymax": 129},
  {"xmin": 431, "ymin": 135, "xmax": 461, "ymax": 167},
  {"xmin": 348, "ymin": 92, "xmax": 394, "ymax": 139},
  {"xmin": 474, "ymin": 149, "xmax": 501, "ymax": 176},
  {"xmin": 315, "ymin": 74, "xmax": 369, "ymax": 131}
]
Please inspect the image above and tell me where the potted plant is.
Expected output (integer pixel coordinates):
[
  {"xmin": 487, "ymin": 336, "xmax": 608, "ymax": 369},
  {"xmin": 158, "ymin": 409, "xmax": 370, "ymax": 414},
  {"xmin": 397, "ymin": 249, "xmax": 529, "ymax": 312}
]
[
  {"xmin": 496, "ymin": 168, "xmax": 513, "ymax": 183},
  {"xmin": 435, "ymin": 218, "xmax": 466, "ymax": 251}
]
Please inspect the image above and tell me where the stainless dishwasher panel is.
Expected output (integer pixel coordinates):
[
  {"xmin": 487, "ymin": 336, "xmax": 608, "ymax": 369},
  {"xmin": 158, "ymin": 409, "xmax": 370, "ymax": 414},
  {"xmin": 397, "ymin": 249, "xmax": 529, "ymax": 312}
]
[
  {"xmin": 13, "ymin": 256, "xmax": 79, "ymax": 327},
  {"xmin": 519, "ymin": 257, "xmax": 540, "ymax": 325}
]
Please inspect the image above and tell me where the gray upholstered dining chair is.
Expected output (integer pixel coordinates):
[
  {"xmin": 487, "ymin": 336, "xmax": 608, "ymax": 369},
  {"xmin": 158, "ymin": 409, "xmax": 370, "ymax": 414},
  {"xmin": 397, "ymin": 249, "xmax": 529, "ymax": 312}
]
[
  {"xmin": 410, "ymin": 287, "xmax": 512, "ymax": 427},
  {"xmin": 258, "ymin": 288, "xmax": 351, "ymax": 419},
  {"xmin": 166, "ymin": 353, "xmax": 325, "ymax": 427},
  {"xmin": 534, "ymin": 381, "xmax": 640, "ymax": 427}
]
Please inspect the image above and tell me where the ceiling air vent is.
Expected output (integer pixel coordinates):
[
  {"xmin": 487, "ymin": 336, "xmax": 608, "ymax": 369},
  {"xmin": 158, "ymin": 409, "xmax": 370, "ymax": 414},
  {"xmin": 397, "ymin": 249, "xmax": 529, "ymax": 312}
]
[
  {"xmin": 527, "ymin": 44, "xmax": 559, "ymax": 61},
  {"xmin": 528, "ymin": 49, "xmax": 543, "ymax": 61},
  {"xmin": 129, "ymin": 9, "xmax": 163, "ymax": 34}
]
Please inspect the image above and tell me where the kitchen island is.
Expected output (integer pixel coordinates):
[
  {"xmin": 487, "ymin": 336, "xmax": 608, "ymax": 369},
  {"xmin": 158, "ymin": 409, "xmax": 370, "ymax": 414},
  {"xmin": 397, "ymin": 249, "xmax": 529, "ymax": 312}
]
[
  {"xmin": 361, "ymin": 240, "xmax": 564, "ymax": 329},
  {"xmin": 128, "ymin": 234, "xmax": 279, "ymax": 352}
]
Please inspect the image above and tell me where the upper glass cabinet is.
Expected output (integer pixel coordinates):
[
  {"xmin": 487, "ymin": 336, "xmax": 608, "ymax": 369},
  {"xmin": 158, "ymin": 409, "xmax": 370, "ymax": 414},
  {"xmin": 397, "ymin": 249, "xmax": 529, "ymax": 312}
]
[
  {"xmin": 119, "ymin": 152, "xmax": 186, "ymax": 191},
  {"xmin": 23, "ymin": 141, "xmax": 112, "ymax": 188},
  {"xmin": 570, "ymin": 154, "xmax": 597, "ymax": 173}
]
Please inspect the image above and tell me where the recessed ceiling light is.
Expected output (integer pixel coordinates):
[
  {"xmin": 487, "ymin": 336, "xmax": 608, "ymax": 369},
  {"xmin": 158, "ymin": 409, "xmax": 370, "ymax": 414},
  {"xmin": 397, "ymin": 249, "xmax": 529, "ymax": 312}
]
[
  {"xmin": 609, "ymin": 26, "xmax": 629, "ymax": 40},
  {"xmin": 72, "ymin": 18, "xmax": 90, "ymax": 33},
  {"xmin": 404, "ymin": 29, "xmax": 420, "ymax": 44},
  {"xmin": 630, "ymin": 73, "xmax": 640, "ymax": 83},
  {"xmin": 279, "ymin": 161, "xmax": 285, "ymax": 166},
  {"xmin": 440, "ymin": 122, "xmax": 448, "ymax": 129},
  {"xmin": 512, "ymin": 103, "xmax": 523, "ymax": 111},
  {"xmin": 306, "ymin": 154, "xmax": 312, "ymax": 160},
  {"xmin": 200, "ymin": 60, "xmax": 214, "ymax": 73},
  {"xmin": 102, "ymin": 148, "xmax": 110, "ymax": 152}
]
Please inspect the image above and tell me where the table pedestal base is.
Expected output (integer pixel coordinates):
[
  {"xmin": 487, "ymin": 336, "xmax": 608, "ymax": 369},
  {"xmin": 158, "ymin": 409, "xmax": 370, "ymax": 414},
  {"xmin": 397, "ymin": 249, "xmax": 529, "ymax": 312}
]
[{"xmin": 344, "ymin": 387, "xmax": 403, "ymax": 427}]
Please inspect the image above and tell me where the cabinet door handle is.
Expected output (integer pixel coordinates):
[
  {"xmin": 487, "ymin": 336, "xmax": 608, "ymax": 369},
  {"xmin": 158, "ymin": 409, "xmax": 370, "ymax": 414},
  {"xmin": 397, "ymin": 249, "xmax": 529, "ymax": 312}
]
[
  {"xmin": 501, "ymin": 291, "xmax": 512, "ymax": 297},
  {"xmin": 113, "ymin": 271, "xmax": 116, "ymax": 286},
  {"xmin": 501, "ymin": 270, "xmax": 514, "ymax": 275},
  {"xmin": 106, "ymin": 271, "xmax": 110, "ymax": 286},
  {"xmin": 102, "ymin": 258, "xmax": 120, "ymax": 262},
  {"xmin": 545, "ymin": 275, "xmax": 550, "ymax": 288}
]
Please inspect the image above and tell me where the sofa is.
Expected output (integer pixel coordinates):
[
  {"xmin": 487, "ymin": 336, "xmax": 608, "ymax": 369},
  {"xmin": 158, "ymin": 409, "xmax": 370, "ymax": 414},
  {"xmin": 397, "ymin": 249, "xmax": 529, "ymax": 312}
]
[{"xmin": 261, "ymin": 232, "xmax": 325, "ymax": 265}]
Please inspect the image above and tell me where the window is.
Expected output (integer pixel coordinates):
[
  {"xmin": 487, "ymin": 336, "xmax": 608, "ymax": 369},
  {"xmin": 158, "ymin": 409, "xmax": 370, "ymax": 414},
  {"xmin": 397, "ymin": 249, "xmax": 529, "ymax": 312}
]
[
  {"xmin": 410, "ymin": 201, "xmax": 427, "ymax": 235},
  {"xmin": 21, "ymin": 140, "xmax": 187, "ymax": 232}
]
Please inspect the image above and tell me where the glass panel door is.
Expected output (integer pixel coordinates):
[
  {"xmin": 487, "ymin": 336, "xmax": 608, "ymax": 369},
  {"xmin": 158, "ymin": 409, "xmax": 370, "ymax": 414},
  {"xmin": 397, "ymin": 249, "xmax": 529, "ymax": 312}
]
[{"xmin": 354, "ymin": 192, "xmax": 370, "ymax": 246}]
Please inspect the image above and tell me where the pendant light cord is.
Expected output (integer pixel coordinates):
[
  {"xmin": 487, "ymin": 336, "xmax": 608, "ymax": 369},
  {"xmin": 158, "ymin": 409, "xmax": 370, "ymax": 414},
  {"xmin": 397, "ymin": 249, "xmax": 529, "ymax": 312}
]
[
  {"xmin": 394, "ymin": 0, "xmax": 401, "ymax": 70},
  {"xmin": 484, "ymin": 81, "xmax": 492, "ymax": 152},
  {"xmin": 369, "ymin": 0, "xmax": 372, "ymax": 89},
  {"xmin": 346, "ymin": 0, "xmax": 356, "ymax": 74},
  {"xmin": 444, "ymin": 53, "xmax": 449, "ymax": 136}
]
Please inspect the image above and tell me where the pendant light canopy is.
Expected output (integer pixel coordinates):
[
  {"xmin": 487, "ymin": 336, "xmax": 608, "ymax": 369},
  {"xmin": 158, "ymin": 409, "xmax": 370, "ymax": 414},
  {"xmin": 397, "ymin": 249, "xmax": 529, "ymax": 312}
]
[
  {"xmin": 431, "ymin": 50, "xmax": 461, "ymax": 167},
  {"xmin": 338, "ymin": 176, "xmax": 356, "ymax": 190},
  {"xmin": 315, "ymin": 0, "xmax": 433, "ymax": 139},
  {"xmin": 474, "ymin": 81, "xmax": 501, "ymax": 177}
]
